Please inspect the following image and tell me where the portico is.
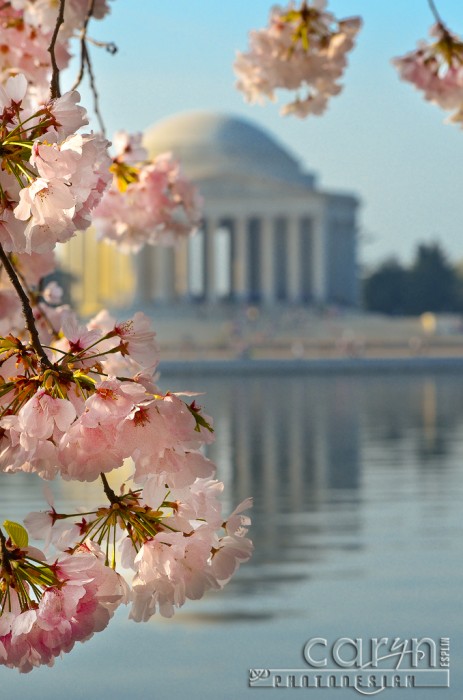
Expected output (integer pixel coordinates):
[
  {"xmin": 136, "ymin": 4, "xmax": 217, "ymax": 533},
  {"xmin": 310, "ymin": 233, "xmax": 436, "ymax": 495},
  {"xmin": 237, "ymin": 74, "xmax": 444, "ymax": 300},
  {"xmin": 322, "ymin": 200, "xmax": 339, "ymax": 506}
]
[
  {"xmin": 58, "ymin": 111, "xmax": 360, "ymax": 315},
  {"xmin": 139, "ymin": 111, "xmax": 359, "ymax": 308}
]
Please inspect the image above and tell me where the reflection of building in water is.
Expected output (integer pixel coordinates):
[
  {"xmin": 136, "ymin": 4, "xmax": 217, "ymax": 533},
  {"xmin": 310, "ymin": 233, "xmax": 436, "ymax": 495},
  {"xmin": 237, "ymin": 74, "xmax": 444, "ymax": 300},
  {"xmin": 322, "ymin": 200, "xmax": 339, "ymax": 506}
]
[
  {"xmin": 195, "ymin": 375, "xmax": 362, "ymax": 570},
  {"xmin": 203, "ymin": 375, "xmax": 362, "ymax": 506},
  {"xmin": 59, "ymin": 112, "xmax": 360, "ymax": 314}
]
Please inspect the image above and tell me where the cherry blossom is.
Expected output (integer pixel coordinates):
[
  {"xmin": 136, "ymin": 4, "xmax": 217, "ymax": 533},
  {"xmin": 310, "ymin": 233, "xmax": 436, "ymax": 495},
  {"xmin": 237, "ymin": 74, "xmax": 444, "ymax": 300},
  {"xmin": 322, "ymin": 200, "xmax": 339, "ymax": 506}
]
[
  {"xmin": 393, "ymin": 22, "xmax": 463, "ymax": 127},
  {"xmin": 92, "ymin": 135, "xmax": 202, "ymax": 252},
  {"xmin": 0, "ymin": 75, "xmax": 111, "ymax": 254},
  {"xmin": 0, "ymin": 0, "xmax": 254, "ymax": 673},
  {"xmin": 0, "ymin": 538, "xmax": 126, "ymax": 672},
  {"xmin": 0, "ymin": 4, "xmax": 69, "ymax": 108},
  {"xmin": 234, "ymin": 0, "xmax": 361, "ymax": 118}
]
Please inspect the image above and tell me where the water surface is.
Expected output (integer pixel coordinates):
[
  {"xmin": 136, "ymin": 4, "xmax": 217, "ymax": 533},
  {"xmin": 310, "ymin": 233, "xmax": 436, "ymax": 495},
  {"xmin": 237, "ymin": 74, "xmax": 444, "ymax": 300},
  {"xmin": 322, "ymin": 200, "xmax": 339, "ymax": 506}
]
[{"xmin": 1, "ymin": 372, "xmax": 462, "ymax": 699}]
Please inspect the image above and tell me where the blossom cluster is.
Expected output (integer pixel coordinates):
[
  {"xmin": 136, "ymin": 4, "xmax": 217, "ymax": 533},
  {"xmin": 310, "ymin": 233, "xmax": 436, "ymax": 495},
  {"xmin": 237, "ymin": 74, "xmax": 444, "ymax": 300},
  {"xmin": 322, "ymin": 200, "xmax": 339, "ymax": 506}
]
[
  {"xmin": 0, "ymin": 537, "xmax": 127, "ymax": 672},
  {"xmin": 393, "ymin": 22, "xmax": 463, "ymax": 127},
  {"xmin": 92, "ymin": 132, "xmax": 202, "ymax": 252},
  {"xmin": 0, "ymin": 0, "xmax": 111, "ymax": 109},
  {"xmin": 0, "ymin": 0, "xmax": 245, "ymax": 676},
  {"xmin": 0, "ymin": 305, "xmax": 253, "ymax": 670},
  {"xmin": 25, "ymin": 479, "xmax": 252, "ymax": 624},
  {"xmin": 234, "ymin": 0, "xmax": 362, "ymax": 118},
  {"xmin": 0, "ymin": 74, "xmax": 110, "ymax": 254}
]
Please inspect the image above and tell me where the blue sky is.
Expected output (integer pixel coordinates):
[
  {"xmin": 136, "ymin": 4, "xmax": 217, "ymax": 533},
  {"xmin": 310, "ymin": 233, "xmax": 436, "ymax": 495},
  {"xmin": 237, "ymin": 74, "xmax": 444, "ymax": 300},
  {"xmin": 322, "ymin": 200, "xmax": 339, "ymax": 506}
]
[{"xmin": 66, "ymin": 0, "xmax": 463, "ymax": 268}]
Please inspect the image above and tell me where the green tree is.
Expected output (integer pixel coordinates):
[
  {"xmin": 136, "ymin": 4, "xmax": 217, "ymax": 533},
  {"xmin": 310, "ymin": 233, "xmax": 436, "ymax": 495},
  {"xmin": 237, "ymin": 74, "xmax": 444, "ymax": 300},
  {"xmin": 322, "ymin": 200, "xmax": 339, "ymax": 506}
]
[
  {"xmin": 363, "ymin": 258, "xmax": 408, "ymax": 314},
  {"xmin": 404, "ymin": 243, "xmax": 459, "ymax": 314}
]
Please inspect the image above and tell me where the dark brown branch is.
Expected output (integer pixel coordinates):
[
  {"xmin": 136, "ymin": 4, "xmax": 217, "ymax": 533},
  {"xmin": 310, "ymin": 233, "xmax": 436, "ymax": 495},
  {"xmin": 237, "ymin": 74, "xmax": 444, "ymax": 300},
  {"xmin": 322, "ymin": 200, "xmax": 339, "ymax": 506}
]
[
  {"xmin": 13, "ymin": 266, "xmax": 60, "ymax": 340},
  {"xmin": 100, "ymin": 473, "xmax": 119, "ymax": 504},
  {"xmin": 48, "ymin": 0, "xmax": 66, "ymax": 99},
  {"xmin": 0, "ymin": 526, "xmax": 12, "ymax": 575},
  {"xmin": 0, "ymin": 244, "xmax": 52, "ymax": 368}
]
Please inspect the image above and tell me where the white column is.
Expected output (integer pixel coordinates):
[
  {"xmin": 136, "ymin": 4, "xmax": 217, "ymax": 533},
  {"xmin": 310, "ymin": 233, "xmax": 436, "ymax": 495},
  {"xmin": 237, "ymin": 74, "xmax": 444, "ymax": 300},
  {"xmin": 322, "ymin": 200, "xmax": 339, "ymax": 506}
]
[
  {"xmin": 154, "ymin": 246, "xmax": 176, "ymax": 302},
  {"xmin": 287, "ymin": 216, "xmax": 301, "ymax": 303},
  {"xmin": 261, "ymin": 217, "xmax": 275, "ymax": 304},
  {"xmin": 134, "ymin": 247, "xmax": 153, "ymax": 306},
  {"xmin": 313, "ymin": 216, "xmax": 327, "ymax": 303},
  {"xmin": 233, "ymin": 216, "xmax": 248, "ymax": 301},
  {"xmin": 175, "ymin": 237, "xmax": 189, "ymax": 299},
  {"xmin": 204, "ymin": 217, "xmax": 217, "ymax": 302}
]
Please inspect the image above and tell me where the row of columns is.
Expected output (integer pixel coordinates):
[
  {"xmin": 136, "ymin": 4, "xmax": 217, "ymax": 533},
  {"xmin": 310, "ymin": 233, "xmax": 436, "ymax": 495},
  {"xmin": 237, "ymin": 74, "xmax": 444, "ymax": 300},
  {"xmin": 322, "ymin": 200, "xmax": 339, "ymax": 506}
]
[{"xmin": 136, "ymin": 215, "xmax": 328, "ymax": 305}]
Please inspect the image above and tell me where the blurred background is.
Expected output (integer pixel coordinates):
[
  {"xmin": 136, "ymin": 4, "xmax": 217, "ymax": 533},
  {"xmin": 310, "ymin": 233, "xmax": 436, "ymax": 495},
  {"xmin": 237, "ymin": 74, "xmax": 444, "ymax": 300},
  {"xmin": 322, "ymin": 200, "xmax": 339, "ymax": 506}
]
[{"xmin": 3, "ymin": 1, "xmax": 463, "ymax": 697}]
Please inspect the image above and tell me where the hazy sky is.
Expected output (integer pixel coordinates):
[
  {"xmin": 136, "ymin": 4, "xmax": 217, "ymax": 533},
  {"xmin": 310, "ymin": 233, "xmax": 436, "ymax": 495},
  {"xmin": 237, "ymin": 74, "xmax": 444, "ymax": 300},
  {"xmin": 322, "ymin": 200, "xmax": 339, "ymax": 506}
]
[{"xmin": 67, "ymin": 0, "xmax": 463, "ymax": 268}]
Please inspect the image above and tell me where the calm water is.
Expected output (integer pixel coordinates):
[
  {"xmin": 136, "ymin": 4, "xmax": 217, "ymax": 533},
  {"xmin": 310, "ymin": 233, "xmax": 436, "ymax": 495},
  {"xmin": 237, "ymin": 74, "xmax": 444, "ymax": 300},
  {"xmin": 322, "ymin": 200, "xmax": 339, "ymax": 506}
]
[{"xmin": 1, "ymin": 372, "xmax": 462, "ymax": 699}]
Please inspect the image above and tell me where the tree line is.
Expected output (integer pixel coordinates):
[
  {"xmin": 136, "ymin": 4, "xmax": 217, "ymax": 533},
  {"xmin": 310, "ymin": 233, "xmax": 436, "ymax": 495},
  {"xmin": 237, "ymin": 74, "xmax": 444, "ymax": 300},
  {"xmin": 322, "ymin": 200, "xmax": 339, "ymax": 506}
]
[{"xmin": 363, "ymin": 243, "xmax": 463, "ymax": 315}]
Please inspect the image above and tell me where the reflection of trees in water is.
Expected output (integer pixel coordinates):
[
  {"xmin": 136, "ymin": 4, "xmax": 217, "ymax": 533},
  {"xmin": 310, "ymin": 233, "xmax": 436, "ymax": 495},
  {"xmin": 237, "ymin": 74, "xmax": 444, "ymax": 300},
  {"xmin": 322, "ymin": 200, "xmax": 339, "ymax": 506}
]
[{"xmin": 359, "ymin": 375, "xmax": 463, "ymax": 463}]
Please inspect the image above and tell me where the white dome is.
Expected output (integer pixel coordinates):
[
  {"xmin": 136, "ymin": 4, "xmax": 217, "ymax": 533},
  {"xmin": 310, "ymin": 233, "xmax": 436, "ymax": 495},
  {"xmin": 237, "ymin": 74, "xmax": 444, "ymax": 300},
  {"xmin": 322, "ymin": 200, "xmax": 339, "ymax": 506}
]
[{"xmin": 143, "ymin": 111, "xmax": 314, "ymax": 186}]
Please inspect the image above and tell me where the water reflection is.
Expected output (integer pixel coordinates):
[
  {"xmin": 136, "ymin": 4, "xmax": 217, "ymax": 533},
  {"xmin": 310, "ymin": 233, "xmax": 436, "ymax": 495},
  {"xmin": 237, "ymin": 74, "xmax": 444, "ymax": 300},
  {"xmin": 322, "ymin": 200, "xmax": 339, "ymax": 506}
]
[
  {"xmin": 1, "ymin": 372, "xmax": 463, "ymax": 699},
  {"xmin": 151, "ymin": 372, "xmax": 463, "ymax": 625}
]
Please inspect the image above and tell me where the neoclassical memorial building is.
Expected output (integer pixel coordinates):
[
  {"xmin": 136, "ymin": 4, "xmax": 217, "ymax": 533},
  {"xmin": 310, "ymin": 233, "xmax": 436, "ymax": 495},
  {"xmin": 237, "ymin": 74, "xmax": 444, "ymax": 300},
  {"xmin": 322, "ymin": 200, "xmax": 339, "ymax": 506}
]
[{"xmin": 59, "ymin": 112, "xmax": 359, "ymax": 314}]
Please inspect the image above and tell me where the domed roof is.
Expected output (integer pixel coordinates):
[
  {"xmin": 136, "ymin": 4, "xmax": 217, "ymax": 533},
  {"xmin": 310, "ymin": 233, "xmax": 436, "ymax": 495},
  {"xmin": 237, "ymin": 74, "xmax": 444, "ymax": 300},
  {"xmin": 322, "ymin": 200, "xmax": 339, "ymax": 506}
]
[{"xmin": 143, "ymin": 111, "xmax": 313, "ymax": 186}]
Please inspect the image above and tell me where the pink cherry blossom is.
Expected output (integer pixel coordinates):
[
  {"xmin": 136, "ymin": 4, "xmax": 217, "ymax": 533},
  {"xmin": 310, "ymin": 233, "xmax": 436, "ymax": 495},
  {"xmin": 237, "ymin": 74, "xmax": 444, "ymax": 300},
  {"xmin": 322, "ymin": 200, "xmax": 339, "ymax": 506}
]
[
  {"xmin": 113, "ymin": 312, "xmax": 159, "ymax": 370},
  {"xmin": 129, "ymin": 527, "xmax": 220, "ymax": 620},
  {"xmin": 234, "ymin": 1, "xmax": 361, "ymax": 118},
  {"xmin": 45, "ymin": 90, "xmax": 89, "ymax": 137},
  {"xmin": 0, "ymin": 76, "xmax": 110, "ymax": 255},
  {"xmin": 16, "ymin": 389, "xmax": 77, "ymax": 440},
  {"xmin": 112, "ymin": 131, "xmax": 148, "ymax": 164},
  {"xmin": 393, "ymin": 23, "xmax": 463, "ymax": 127},
  {"xmin": 92, "ymin": 147, "xmax": 202, "ymax": 252},
  {"xmin": 0, "ymin": 545, "xmax": 126, "ymax": 672},
  {"xmin": 0, "ymin": 4, "xmax": 69, "ymax": 109},
  {"xmin": 58, "ymin": 420, "xmax": 127, "ymax": 481}
]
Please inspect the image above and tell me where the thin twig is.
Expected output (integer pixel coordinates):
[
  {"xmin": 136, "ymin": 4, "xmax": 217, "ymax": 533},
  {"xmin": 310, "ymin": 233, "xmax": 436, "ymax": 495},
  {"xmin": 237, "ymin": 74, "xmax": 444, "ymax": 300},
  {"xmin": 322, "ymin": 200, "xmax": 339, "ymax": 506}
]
[
  {"xmin": 87, "ymin": 37, "xmax": 118, "ymax": 54},
  {"xmin": 85, "ymin": 42, "xmax": 106, "ymax": 134},
  {"xmin": 71, "ymin": 0, "xmax": 96, "ymax": 91},
  {"xmin": 0, "ymin": 244, "xmax": 53, "ymax": 368},
  {"xmin": 428, "ymin": 0, "xmax": 444, "ymax": 26},
  {"xmin": 71, "ymin": 0, "xmax": 111, "ymax": 135},
  {"xmin": 48, "ymin": 0, "xmax": 66, "ymax": 99}
]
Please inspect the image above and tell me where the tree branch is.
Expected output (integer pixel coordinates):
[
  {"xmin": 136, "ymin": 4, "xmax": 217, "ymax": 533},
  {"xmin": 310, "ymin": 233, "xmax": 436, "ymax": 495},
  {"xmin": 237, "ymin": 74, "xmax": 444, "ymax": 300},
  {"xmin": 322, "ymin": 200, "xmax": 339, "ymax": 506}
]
[
  {"xmin": 85, "ymin": 42, "xmax": 106, "ymax": 134},
  {"xmin": 100, "ymin": 473, "xmax": 119, "ymax": 504},
  {"xmin": 70, "ymin": 0, "xmax": 107, "ymax": 133},
  {"xmin": 48, "ymin": 0, "xmax": 66, "ymax": 99},
  {"xmin": 71, "ymin": 0, "xmax": 96, "ymax": 91},
  {"xmin": 427, "ymin": 0, "xmax": 444, "ymax": 26},
  {"xmin": 0, "ymin": 526, "xmax": 12, "ymax": 575},
  {"xmin": 0, "ymin": 244, "xmax": 53, "ymax": 368}
]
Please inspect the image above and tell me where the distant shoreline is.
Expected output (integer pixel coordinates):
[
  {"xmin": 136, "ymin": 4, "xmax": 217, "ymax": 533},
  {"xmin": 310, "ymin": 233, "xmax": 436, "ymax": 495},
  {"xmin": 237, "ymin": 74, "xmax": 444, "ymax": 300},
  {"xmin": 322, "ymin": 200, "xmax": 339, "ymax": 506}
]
[{"xmin": 160, "ymin": 356, "xmax": 463, "ymax": 376}]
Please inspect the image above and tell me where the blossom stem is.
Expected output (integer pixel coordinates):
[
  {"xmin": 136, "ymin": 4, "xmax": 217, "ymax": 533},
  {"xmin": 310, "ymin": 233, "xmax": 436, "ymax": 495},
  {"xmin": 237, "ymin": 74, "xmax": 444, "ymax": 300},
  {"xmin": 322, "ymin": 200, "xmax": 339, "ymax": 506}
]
[
  {"xmin": 0, "ymin": 244, "xmax": 53, "ymax": 369},
  {"xmin": 100, "ymin": 472, "xmax": 120, "ymax": 504},
  {"xmin": 85, "ymin": 41, "xmax": 106, "ymax": 134},
  {"xmin": 71, "ymin": 0, "xmax": 96, "ymax": 91},
  {"xmin": 13, "ymin": 268, "xmax": 60, "ymax": 341},
  {"xmin": 48, "ymin": 0, "xmax": 66, "ymax": 99},
  {"xmin": 428, "ymin": 0, "xmax": 444, "ymax": 26},
  {"xmin": 0, "ymin": 526, "xmax": 12, "ymax": 575}
]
